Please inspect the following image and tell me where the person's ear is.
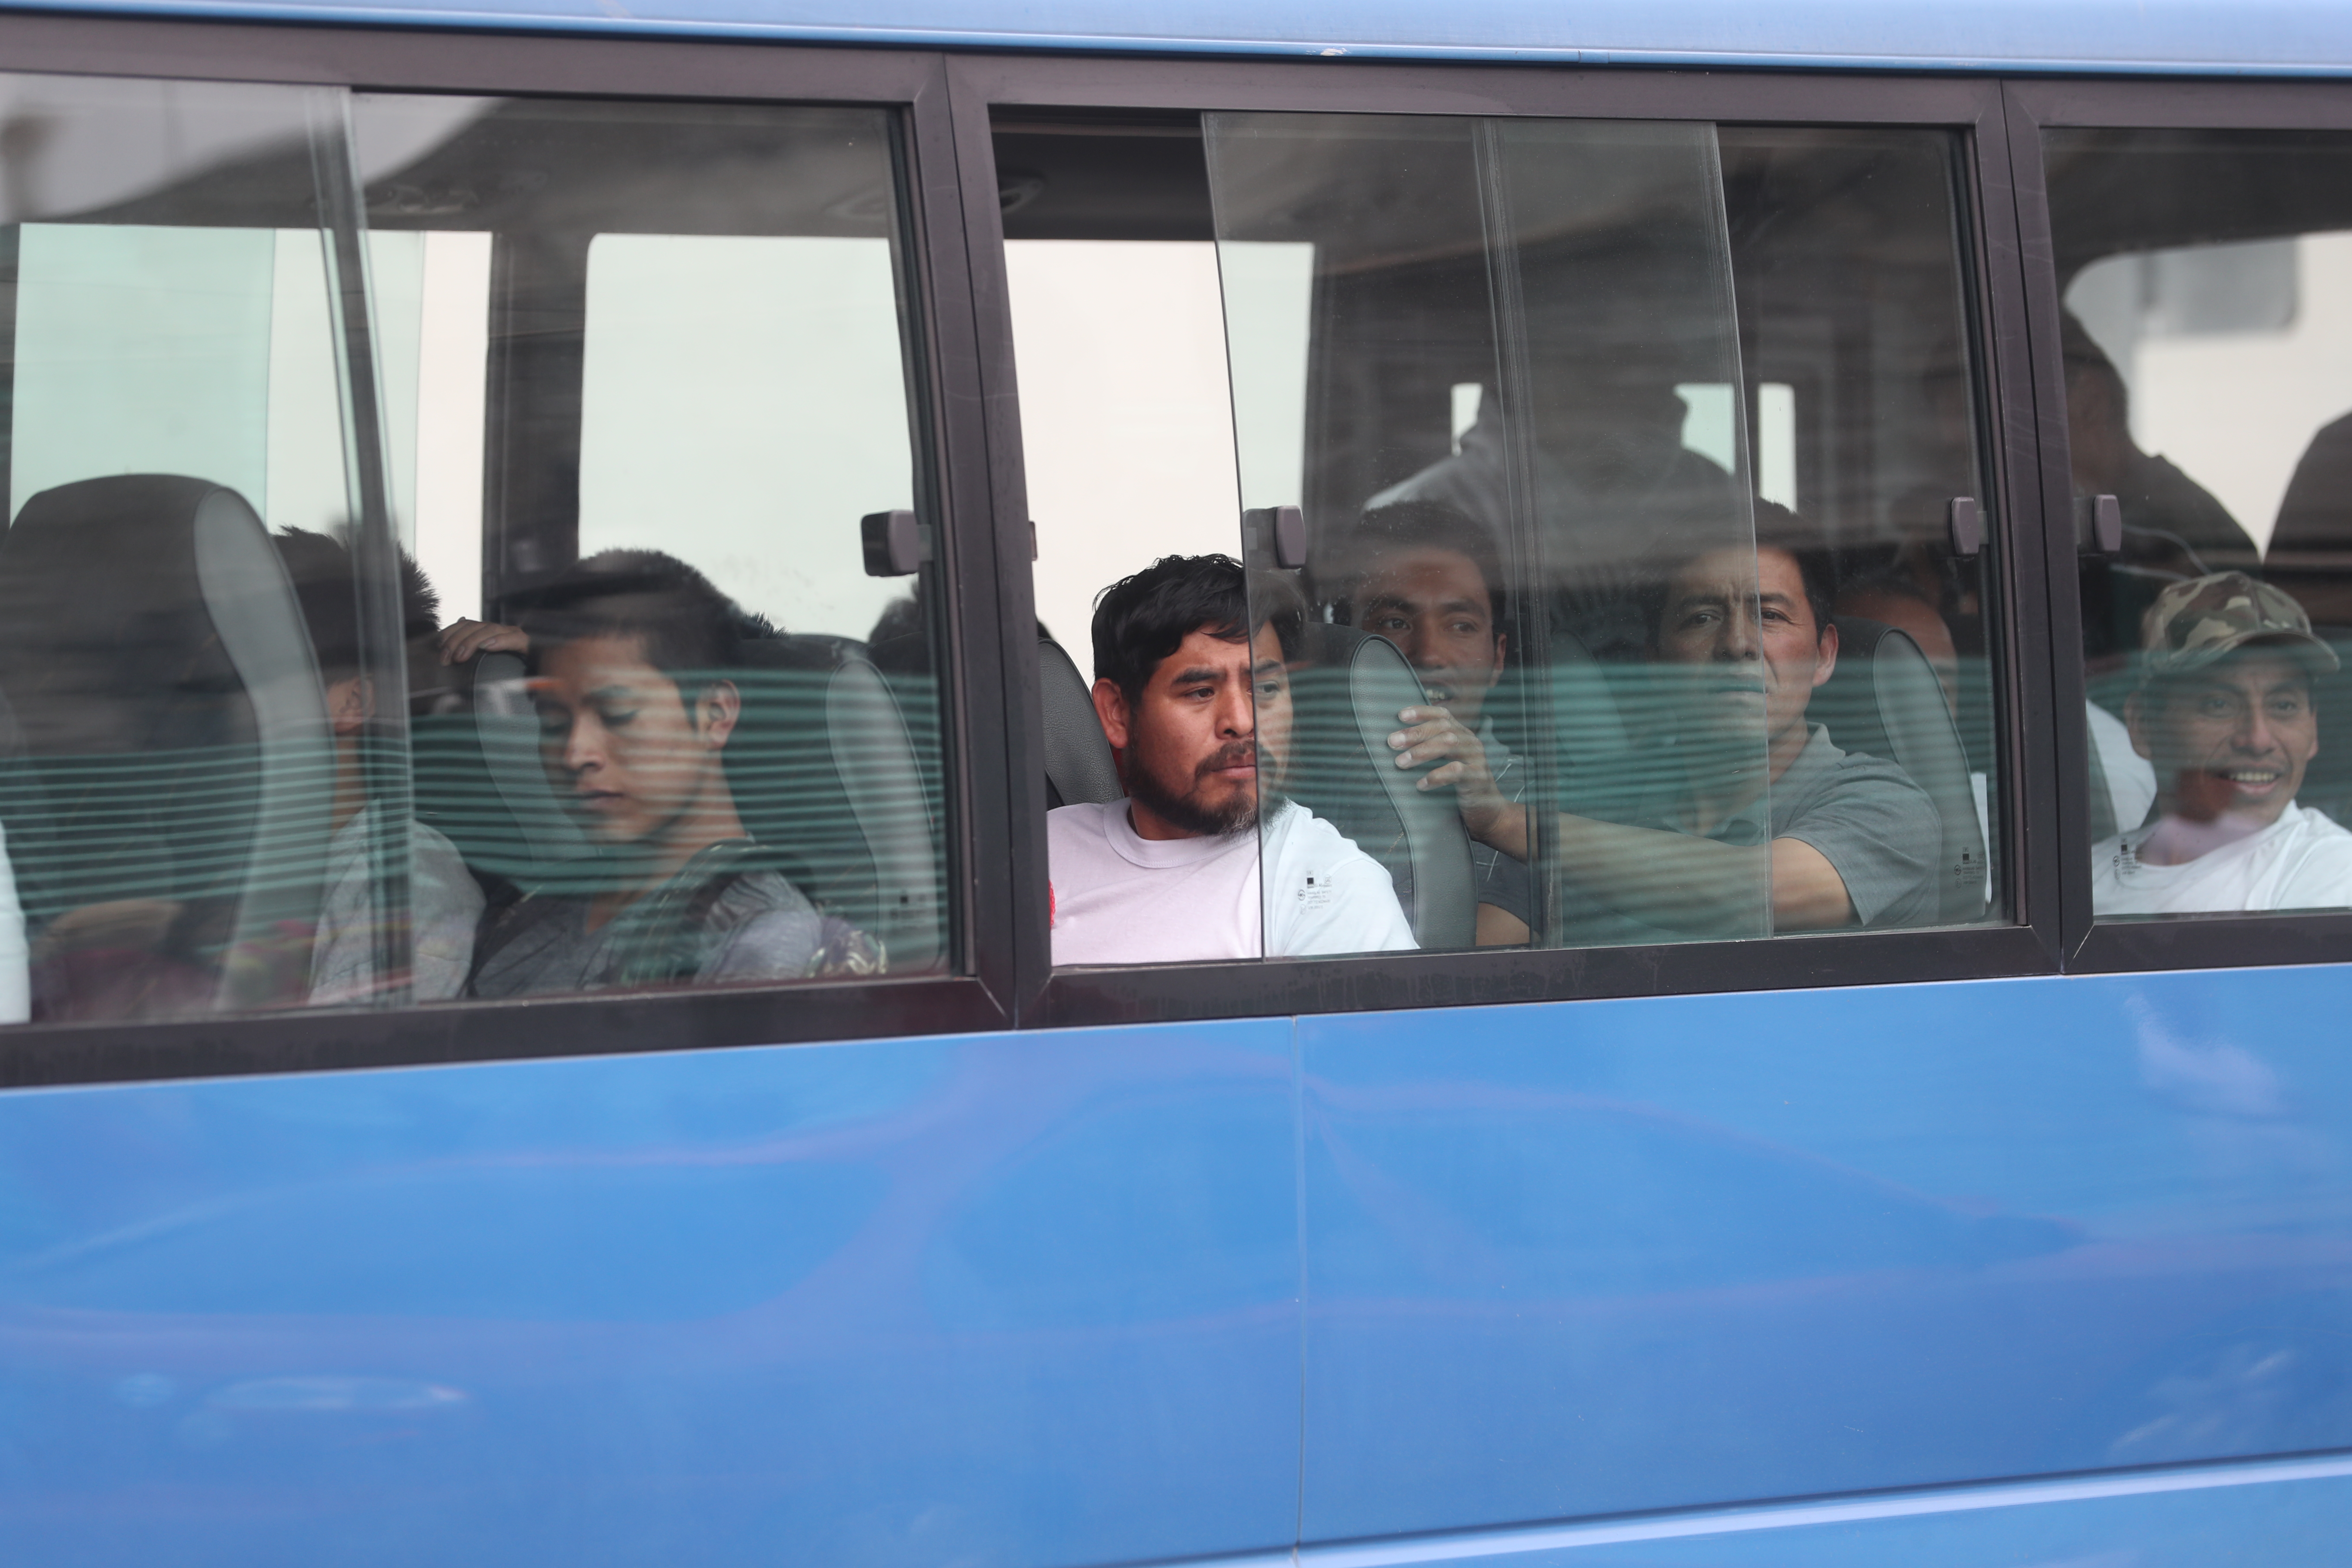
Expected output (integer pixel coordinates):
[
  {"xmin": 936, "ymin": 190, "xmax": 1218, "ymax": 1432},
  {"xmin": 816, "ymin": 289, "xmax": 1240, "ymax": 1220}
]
[
  {"xmin": 1091, "ymin": 677, "xmax": 1132, "ymax": 751},
  {"xmin": 697, "ymin": 679, "xmax": 741, "ymax": 748},
  {"xmin": 1810, "ymin": 618, "xmax": 1839, "ymax": 689},
  {"xmin": 326, "ymin": 675, "xmax": 372, "ymax": 736},
  {"xmin": 2125, "ymin": 691, "xmax": 2154, "ymax": 760}
]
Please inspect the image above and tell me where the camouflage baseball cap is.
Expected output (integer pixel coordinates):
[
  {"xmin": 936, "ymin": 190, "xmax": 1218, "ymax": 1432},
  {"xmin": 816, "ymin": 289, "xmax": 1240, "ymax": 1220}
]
[{"xmin": 2140, "ymin": 571, "xmax": 2341, "ymax": 679}]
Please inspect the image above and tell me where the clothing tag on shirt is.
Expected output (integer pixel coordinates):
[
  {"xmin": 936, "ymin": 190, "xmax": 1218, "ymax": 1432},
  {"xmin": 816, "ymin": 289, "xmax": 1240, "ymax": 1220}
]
[{"xmin": 1296, "ymin": 870, "xmax": 1334, "ymax": 912}]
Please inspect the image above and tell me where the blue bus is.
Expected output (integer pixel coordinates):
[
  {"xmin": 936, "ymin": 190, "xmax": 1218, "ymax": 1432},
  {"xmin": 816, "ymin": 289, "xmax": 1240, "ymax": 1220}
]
[{"xmin": 5, "ymin": 1, "xmax": 2352, "ymax": 1563}]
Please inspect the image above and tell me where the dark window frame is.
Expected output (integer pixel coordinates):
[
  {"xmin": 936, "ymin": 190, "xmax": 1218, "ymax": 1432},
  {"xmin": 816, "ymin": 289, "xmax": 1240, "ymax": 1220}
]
[
  {"xmin": 0, "ymin": 13, "xmax": 1020, "ymax": 1086},
  {"xmin": 943, "ymin": 54, "xmax": 2065, "ymax": 1028},
  {"xmin": 2006, "ymin": 76, "xmax": 2352, "ymax": 976}
]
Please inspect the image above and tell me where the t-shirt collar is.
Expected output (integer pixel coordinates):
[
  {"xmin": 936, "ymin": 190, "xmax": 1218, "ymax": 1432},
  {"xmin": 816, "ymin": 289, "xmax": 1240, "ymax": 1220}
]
[{"xmin": 1101, "ymin": 799, "xmax": 1271, "ymax": 870}]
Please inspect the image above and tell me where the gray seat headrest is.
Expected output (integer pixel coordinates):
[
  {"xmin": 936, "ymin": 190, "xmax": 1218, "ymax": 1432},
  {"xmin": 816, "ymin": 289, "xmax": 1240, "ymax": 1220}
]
[
  {"xmin": 1284, "ymin": 623, "xmax": 1475, "ymax": 951},
  {"xmin": 732, "ymin": 635, "xmax": 942, "ymax": 974},
  {"xmin": 0, "ymin": 474, "xmax": 336, "ymax": 1016},
  {"xmin": 1038, "ymin": 637, "xmax": 1121, "ymax": 808},
  {"xmin": 475, "ymin": 650, "xmax": 597, "ymax": 874},
  {"xmin": 1815, "ymin": 616, "xmax": 1989, "ymax": 924}
]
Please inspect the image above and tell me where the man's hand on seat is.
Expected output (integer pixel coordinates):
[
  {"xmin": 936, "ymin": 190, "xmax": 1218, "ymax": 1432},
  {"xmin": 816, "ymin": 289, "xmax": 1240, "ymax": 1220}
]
[
  {"xmin": 438, "ymin": 618, "xmax": 530, "ymax": 665},
  {"xmin": 1388, "ymin": 704, "xmax": 1510, "ymax": 841}
]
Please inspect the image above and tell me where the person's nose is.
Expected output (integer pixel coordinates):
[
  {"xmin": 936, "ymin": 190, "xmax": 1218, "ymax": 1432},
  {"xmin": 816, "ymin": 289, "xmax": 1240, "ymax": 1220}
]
[
  {"xmin": 563, "ymin": 715, "xmax": 606, "ymax": 775},
  {"xmin": 1217, "ymin": 677, "xmax": 1256, "ymax": 738},
  {"xmin": 2235, "ymin": 705, "xmax": 2282, "ymax": 756},
  {"xmin": 1405, "ymin": 621, "xmax": 1441, "ymax": 669},
  {"xmin": 1716, "ymin": 604, "xmax": 1762, "ymax": 662}
]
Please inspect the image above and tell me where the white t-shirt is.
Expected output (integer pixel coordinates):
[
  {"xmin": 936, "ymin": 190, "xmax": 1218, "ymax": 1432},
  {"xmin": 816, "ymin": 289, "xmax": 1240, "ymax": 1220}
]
[
  {"xmin": 2087, "ymin": 700, "xmax": 2157, "ymax": 834},
  {"xmin": 2092, "ymin": 800, "xmax": 2352, "ymax": 916},
  {"xmin": 1047, "ymin": 799, "xmax": 1419, "ymax": 965}
]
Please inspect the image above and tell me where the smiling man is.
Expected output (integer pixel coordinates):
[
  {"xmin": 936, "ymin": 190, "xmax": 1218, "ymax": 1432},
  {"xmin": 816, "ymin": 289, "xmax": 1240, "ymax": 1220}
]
[
  {"xmin": 1047, "ymin": 554, "xmax": 1417, "ymax": 964},
  {"xmin": 1389, "ymin": 507, "xmax": 1941, "ymax": 937},
  {"xmin": 2095, "ymin": 572, "xmax": 2352, "ymax": 914}
]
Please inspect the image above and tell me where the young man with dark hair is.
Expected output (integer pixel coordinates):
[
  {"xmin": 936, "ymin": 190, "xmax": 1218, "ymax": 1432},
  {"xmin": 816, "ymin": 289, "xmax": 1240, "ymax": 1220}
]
[
  {"xmin": 1049, "ymin": 553, "xmax": 1416, "ymax": 964},
  {"xmin": 273, "ymin": 526, "xmax": 485, "ymax": 1003},
  {"xmin": 2095, "ymin": 572, "xmax": 2352, "ymax": 912},
  {"xmin": 1340, "ymin": 500, "xmax": 1531, "ymax": 945},
  {"xmin": 1389, "ymin": 509, "xmax": 1941, "ymax": 936},
  {"xmin": 454, "ymin": 549, "xmax": 878, "ymax": 996}
]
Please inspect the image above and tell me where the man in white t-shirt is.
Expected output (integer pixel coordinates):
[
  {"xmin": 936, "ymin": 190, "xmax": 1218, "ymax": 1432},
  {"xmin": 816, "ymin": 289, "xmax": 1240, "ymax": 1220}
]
[
  {"xmin": 1048, "ymin": 554, "xmax": 1418, "ymax": 964},
  {"xmin": 2093, "ymin": 571, "xmax": 2352, "ymax": 915}
]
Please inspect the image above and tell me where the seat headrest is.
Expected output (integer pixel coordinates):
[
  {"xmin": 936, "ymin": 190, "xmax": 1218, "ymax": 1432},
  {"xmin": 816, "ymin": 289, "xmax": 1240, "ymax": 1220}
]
[
  {"xmin": 1038, "ymin": 637, "xmax": 1121, "ymax": 808},
  {"xmin": 0, "ymin": 475, "xmax": 336, "ymax": 1013},
  {"xmin": 732, "ymin": 634, "xmax": 942, "ymax": 972},
  {"xmin": 0, "ymin": 476, "xmax": 312, "ymax": 756},
  {"xmin": 1285, "ymin": 623, "xmax": 1475, "ymax": 950},
  {"xmin": 1814, "ymin": 615, "xmax": 1988, "ymax": 924}
]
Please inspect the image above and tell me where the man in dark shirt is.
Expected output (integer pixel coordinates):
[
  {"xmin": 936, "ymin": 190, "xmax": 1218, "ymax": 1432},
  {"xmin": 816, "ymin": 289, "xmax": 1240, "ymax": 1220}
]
[
  {"xmin": 1338, "ymin": 500, "xmax": 1534, "ymax": 946},
  {"xmin": 1385, "ymin": 512, "xmax": 1941, "ymax": 937},
  {"xmin": 453, "ymin": 550, "xmax": 879, "ymax": 995}
]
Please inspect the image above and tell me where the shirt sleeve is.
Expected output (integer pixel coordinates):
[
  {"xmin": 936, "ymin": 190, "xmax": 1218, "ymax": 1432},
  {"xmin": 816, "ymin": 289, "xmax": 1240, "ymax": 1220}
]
[{"xmin": 1777, "ymin": 760, "xmax": 1943, "ymax": 928}]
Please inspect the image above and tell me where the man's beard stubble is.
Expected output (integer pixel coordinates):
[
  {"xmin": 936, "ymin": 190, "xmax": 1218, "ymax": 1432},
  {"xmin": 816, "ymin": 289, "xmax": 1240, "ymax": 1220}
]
[{"xmin": 1127, "ymin": 738, "xmax": 1279, "ymax": 840}]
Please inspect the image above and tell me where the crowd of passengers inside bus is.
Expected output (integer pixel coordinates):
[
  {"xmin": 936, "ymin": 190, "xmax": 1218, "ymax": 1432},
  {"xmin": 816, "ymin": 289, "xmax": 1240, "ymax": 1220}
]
[{"xmin": 7, "ymin": 306, "xmax": 2352, "ymax": 1016}]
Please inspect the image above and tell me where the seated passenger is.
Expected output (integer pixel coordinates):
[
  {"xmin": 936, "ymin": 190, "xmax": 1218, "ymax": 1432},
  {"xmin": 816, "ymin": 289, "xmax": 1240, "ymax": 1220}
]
[
  {"xmin": 2268, "ymin": 405, "xmax": 2352, "ymax": 624},
  {"xmin": 274, "ymin": 528, "xmax": 485, "ymax": 1003},
  {"xmin": 1049, "ymin": 554, "xmax": 1417, "ymax": 963},
  {"xmin": 462, "ymin": 550, "xmax": 879, "ymax": 995},
  {"xmin": 2093, "ymin": 572, "xmax": 2352, "ymax": 914},
  {"xmin": 1341, "ymin": 501, "xmax": 1531, "ymax": 946},
  {"xmin": 1389, "ymin": 518, "xmax": 1942, "ymax": 935}
]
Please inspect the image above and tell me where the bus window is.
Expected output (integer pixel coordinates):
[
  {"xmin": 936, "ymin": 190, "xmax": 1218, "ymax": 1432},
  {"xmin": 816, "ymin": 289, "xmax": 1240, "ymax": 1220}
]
[
  {"xmin": 1010, "ymin": 115, "xmax": 1422, "ymax": 966},
  {"xmin": 0, "ymin": 82, "xmax": 949, "ymax": 1028},
  {"xmin": 353, "ymin": 93, "xmax": 952, "ymax": 996},
  {"xmin": 1199, "ymin": 114, "xmax": 2000, "ymax": 957},
  {"xmin": 2047, "ymin": 131, "xmax": 2352, "ymax": 919},
  {"xmin": 1024, "ymin": 112, "xmax": 2003, "ymax": 968},
  {"xmin": 0, "ymin": 74, "xmax": 375, "ymax": 1023}
]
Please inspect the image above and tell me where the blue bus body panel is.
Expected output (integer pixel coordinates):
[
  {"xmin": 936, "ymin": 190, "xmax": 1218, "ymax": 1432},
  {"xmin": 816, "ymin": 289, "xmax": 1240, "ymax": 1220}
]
[
  {"xmin": 1298, "ymin": 966, "xmax": 2352, "ymax": 1544},
  {"xmin": 0, "ymin": 1020, "xmax": 1302, "ymax": 1568},
  {"xmin": 20, "ymin": 0, "xmax": 2352, "ymax": 75},
  {"xmin": 6, "ymin": 969, "xmax": 2352, "ymax": 1563}
]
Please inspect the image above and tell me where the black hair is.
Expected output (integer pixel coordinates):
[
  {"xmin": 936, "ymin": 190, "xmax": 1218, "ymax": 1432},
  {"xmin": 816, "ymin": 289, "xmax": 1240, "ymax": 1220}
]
[
  {"xmin": 1342, "ymin": 499, "xmax": 1508, "ymax": 626},
  {"xmin": 1092, "ymin": 554, "xmax": 1302, "ymax": 704},
  {"xmin": 515, "ymin": 549, "xmax": 753, "ymax": 688},
  {"xmin": 1751, "ymin": 499, "xmax": 1838, "ymax": 639},
  {"xmin": 273, "ymin": 525, "xmax": 441, "ymax": 680}
]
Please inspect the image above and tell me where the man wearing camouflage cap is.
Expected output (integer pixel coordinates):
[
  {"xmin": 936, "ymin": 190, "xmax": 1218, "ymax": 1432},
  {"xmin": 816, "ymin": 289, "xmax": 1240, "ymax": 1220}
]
[{"xmin": 2094, "ymin": 571, "xmax": 2352, "ymax": 914}]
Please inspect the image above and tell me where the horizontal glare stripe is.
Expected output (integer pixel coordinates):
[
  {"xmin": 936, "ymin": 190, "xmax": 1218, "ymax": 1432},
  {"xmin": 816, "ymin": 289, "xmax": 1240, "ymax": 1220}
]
[{"xmin": 1298, "ymin": 1452, "xmax": 2352, "ymax": 1565}]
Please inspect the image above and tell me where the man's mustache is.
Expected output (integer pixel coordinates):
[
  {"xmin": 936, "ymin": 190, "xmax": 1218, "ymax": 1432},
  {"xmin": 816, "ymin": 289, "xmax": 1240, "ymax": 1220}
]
[{"xmin": 1196, "ymin": 742, "xmax": 1260, "ymax": 779}]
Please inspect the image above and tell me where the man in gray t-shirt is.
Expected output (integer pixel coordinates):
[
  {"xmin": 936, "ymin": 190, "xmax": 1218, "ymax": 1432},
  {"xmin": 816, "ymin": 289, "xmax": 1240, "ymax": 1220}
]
[{"xmin": 1390, "ymin": 519, "xmax": 1940, "ymax": 937}]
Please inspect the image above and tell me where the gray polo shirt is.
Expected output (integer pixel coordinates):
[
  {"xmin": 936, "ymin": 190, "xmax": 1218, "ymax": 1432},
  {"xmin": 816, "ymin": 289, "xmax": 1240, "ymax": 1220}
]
[
  {"xmin": 1712, "ymin": 723, "xmax": 1940, "ymax": 930},
  {"xmin": 1565, "ymin": 723, "xmax": 1939, "ymax": 940}
]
